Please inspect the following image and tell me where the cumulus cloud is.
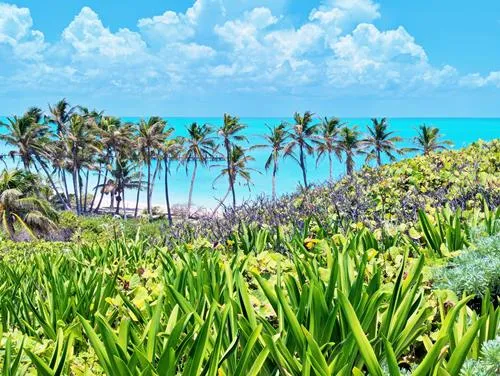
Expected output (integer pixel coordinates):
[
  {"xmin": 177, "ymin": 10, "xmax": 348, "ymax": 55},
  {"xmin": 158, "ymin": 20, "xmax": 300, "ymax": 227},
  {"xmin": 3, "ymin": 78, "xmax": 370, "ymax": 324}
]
[
  {"xmin": 0, "ymin": 0, "xmax": 498, "ymax": 103},
  {"xmin": 0, "ymin": 2, "xmax": 46, "ymax": 59},
  {"xmin": 62, "ymin": 7, "xmax": 146, "ymax": 59}
]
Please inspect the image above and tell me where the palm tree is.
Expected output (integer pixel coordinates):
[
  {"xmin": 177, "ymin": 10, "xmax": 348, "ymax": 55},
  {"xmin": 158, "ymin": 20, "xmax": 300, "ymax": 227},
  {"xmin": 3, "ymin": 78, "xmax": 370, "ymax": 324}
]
[
  {"xmin": 362, "ymin": 118, "xmax": 404, "ymax": 166},
  {"xmin": 93, "ymin": 117, "xmax": 133, "ymax": 213},
  {"xmin": 47, "ymin": 99, "xmax": 75, "ymax": 136},
  {"xmin": 413, "ymin": 125, "xmax": 453, "ymax": 155},
  {"xmin": 261, "ymin": 123, "xmax": 289, "ymax": 200},
  {"xmin": 106, "ymin": 158, "xmax": 141, "ymax": 215},
  {"xmin": 63, "ymin": 114, "xmax": 99, "ymax": 215},
  {"xmin": 137, "ymin": 117, "xmax": 169, "ymax": 215},
  {"xmin": 316, "ymin": 117, "xmax": 342, "ymax": 182},
  {"xmin": 0, "ymin": 109, "xmax": 70, "ymax": 209},
  {"xmin": 161, "ymin": 137, "xmax": 183, "ymax": 225},
  {"xmin": 218, "ymin": 114, "xmax": 247, "ymax": 209},
  {"xmin": 213, "ymin": 145, "xmax": 257, "ymax": 210},
  {"xmin": 284, "ymin": 111, "xmax": 318, "ymax": 189},
  {"xmin": 337, "ymin": 126, "xmax": 364, "ymax": 176},
  {"xmin": 182, "ymin": 123, "xmax": 215, "ymax": 218},
  {"xmin": 0, "ymin": 170, "xmax": 58, "ymax": 239},
  {"xmin": 0, "ymin": 110, "xmax": 47, "ymax": 170}
]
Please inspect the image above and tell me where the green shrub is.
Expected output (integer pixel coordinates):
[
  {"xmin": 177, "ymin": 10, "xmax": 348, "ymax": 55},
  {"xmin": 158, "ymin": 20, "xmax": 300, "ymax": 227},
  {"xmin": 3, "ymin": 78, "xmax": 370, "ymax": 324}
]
[
  {"xmin": 461, "ymin": 336, "xmax": 500, "ymax": 376},
  {"xmin": 434, "ymin": 234, "xmax": 500, "ymax": 298}
]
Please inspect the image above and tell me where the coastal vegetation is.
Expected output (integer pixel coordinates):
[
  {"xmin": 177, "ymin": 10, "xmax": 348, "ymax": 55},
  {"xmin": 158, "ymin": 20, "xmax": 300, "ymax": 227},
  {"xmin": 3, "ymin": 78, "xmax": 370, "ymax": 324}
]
[{"xmin": 0, "ymin": 101, "xmax": 498, "ymax": 375}]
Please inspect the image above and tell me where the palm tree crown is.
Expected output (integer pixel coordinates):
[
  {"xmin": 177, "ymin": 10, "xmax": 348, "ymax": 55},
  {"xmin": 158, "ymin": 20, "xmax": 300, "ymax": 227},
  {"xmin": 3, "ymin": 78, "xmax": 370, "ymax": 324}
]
[
  {"xmin": 337, "ymin": 125, "xmax": 364, "ymax": 176},
  {"xmin": 363, "ymin": 118, "xmax": 404, "ymax": 166},
  {"xmin": 285, "ymin": 111, "xmax": 318, "ymax": 189},
  {"xmin": 413, "ymin": 125, "xmax": 453, "ymax": 155}
]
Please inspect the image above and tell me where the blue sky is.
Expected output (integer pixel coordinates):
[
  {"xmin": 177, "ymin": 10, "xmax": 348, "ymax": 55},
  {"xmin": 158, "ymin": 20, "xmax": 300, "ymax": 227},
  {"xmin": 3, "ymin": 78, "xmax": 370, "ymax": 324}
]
[{"xmin": 1, "ymin": 0, "xmax": 499, "ymax": 116}]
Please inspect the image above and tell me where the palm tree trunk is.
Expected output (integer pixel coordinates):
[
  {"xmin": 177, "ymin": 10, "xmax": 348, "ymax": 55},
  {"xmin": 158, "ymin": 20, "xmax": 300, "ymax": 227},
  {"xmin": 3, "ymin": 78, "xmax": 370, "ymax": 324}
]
[
  {"xmin": 149, "ymin": 160, "xmax": 160, "ymax": 212},
  {"xmin": 78, "ymin": 171, "xmax": 84, "ymax": 213},
  {"xmin": 94, "ymin": 168, "xmax": 108, "ymax": 213},
  {"xmin": 122, "ymin": 187, "xmax": 126, "ymax": 216},
  {"xmin": 272, "ymin": 161, "xmax": 277, "ymax": 200},
  {"xmin": 377, "ymin": 150, "xmax": 382, "ymax": 167},
  {"xmin": 134, "ymin": 168, "xmax": 143, "ymax": 218},
  {"xmin": 34, "ymin": 155, "xmax": 70, "ymax": 210},
  {"xmin": 212, "ymin": 187, "xmax": 231, "ymax": 216},
  {"xmin": 328, "ymin": 152, "xmax": 333, "ymax": 182},
  {"xmin": 61, "ymin": 170, "xmax": 71, "ymax": 207},
  {"xmin": 89, "ymin": 165, "xmax": 101, "ymax": 212},
  {"xmin": 164, "ymin": 158, "xmax": 173, "ymax": 225},
  {"xmin": 299, "ymin": 144, "xmax": 308, "ymax": 188},
  {"xmin": 147, "ymin": 148, "xmax": 151, "ymax": 215},
  {"xmin": 72, "ymin": 149, "xmax": 81, "ymax": 215},
  {"xmin": 346, "ymin": 155, "xmax": 353, "ymax": 176},
  {"xmin": 225, "ymin": 140, "xmax": 236, "ymax": 209},
  {"xmin": 83, "ymin": 169, "xmax": 89, "ymax": 213},
  {"xmin": 186, "ymin": 160, "xmax": 198, "ymax": 219}
]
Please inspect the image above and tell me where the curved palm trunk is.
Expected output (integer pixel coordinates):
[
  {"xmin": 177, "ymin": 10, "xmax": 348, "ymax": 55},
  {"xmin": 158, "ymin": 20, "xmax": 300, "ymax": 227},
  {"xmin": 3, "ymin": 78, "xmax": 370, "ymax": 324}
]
[
  {"xmin": 34, "ymin": 155, "xmax": 70, "ymax": 210},
  {"xmin": 94, "ymin": 168, "xmax": 108, "ymax": 213},
  {"xmin": 299, "ymin": 143, "xmax": 308, "ymax": 188},
  {"xmin": 61, "ymin": 170, "xmax": 71, "ymax": 207},
  {"xmin": 89, "ymin": 165, "xmax": 102, "ymax": 212},
  {"xmin": 122, "ymin": 187, "xmax": 126, "ymax": 216},
  {"xmin": 134, "ymin": 168, "xmax": 143, "ymax": 218},
  {"xmin": 212, "ymin": 187, "xmax": 231, "ymax": 216},
  {"xmin": 148, "ymin": 160, "xmax": 160, "ymax": 213},
  {"xmin": 164, "ymin": 158, "xmax": 172, "ymax": 225},
  {"xmin": 186, "ymin": 160, "xmax": 198, "ymax": 219}
]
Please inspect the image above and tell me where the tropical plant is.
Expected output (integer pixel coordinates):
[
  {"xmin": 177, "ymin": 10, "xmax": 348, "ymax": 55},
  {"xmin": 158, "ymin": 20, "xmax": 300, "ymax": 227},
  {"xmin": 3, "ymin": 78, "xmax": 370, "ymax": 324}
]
[
  {"xmin": 363, "ymin": 117, "xmax": 404, "ymax": 166},
  {"xmin": 261, "ymin": 123, "xmax": 289, "ymax": 200},
  {"xmin": 218, "ymin": 114, "xmax": 248, "ymax": 209},
  {"xmin": 316, "ymin": 116, "xmax": 342, "ymax": 182},
  {"xmin": 413, "ymin": 124, "xmax": 453, "ymax": 155},
  {"xmin": 47, "ymin": 98, "xmax": 76, "ymax": 136},
  {"xmin": 161, "ymin": 137, "xmax": 184, "ymax": 225},
  {"xmin": 285, "ymin": 111, "xmax": 318, "ymax": 189},
  {"xmin": 137, "ymin": 117, "xmax": 170, "ymax": 215},
  {"xmin": 337, "ymin": 125, "xmax": 364, "ymax": 175},
  {"xmin": 213, "ymin": 145, "xmax": 257, "ymax": 210},
  {"xmin": 182, "ymin": 123, "xmax": 215, "ymax": 217}
]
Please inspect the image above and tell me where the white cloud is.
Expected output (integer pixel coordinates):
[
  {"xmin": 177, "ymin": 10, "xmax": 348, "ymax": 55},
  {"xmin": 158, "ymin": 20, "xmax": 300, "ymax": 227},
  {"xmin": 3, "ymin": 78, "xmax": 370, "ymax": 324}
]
[
  {"xmin": 459, "ymin": 71, "xmax": 500, "ymax": 88},
  {"xmin": 62, "ymin": 7, "xmax": 146, "ymax": 59},
  {"xmin": 0, "ymin": 2, "xmax": 46, "ymax": 59}
]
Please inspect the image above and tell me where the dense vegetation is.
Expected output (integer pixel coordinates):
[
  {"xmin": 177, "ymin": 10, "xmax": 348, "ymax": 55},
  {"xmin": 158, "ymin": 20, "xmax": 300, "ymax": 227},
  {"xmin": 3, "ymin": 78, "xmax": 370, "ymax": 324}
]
[
  {"xmin": 0, "ymin": 102, "xmax": 499, "ymax": 374},
  {"xmin": 1, "ymin": 101, "xmax": 456, "ymax": 235},
  {"xmin": 0, "ymin": 137, "xmax": 498, "ymax": 374}
]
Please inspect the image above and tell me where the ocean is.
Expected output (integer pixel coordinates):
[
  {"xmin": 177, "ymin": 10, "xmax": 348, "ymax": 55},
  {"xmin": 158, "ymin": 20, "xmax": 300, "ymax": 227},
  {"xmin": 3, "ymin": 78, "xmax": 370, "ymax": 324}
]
[{"xmin": 1, "ymin": 117, "xmax": 499, "ymax": 209}]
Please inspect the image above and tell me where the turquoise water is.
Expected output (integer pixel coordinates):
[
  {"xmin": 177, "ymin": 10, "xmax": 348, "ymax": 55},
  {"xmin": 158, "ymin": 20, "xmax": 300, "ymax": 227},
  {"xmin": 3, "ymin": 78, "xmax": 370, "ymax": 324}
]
[{"xmin": 1, "ymin": 117, "xmax": 499, "ymax": 209}]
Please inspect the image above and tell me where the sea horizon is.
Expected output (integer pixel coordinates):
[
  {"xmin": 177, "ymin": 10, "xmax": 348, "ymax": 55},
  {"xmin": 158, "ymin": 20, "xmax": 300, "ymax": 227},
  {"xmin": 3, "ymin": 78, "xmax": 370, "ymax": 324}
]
[{"xmin": 1, "ymin": 116, "xmax": 499, "ymax": 210}]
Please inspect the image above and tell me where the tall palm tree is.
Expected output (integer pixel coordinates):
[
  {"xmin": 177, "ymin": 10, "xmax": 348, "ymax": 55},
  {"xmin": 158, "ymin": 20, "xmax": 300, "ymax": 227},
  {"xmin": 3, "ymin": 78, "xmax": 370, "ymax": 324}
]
[
  {"xmin": 284, "ymin": 111, "xmax": 318, "ymax": 189},
  {"xmin": 316, "ymin": 117, "xmax": 342, "ymax": 182},
  {"xmin": 137, "ymin": 117, "xmax": 169, "ymax": 215},
  {"xmin": 261, "ymin": 123, "xmax": 289, "ymax": 200},
  {"xmin": 161, "ymin": 137, "xmax": 183, "ymax": 225},
  {"xmin": 0, "ymin": 170, "xmax": 58, "ymax": 239},
  {"xmin": 218, "ymin": 114, "xmax": 247, "ymax": 209},
  {"xmin": 413, "ymin": 125, "xmax": 453, "ymax": 155},
  {"xmin": 337, "ymin": 126, "xmax": 364, "ymax": 176},
  {"xmin": 182, "ymin": 123, "xmax": 215, "ymax": 218},
  {"xmin": 363, "ymin": 118, "xmax": 404, "ymax": 166},
  {"xmin": 93, "ymin": 117, "xmax": 133, "ymax": 213},
  {"xmin": 213, "ymin": 145, "xmax": 257, "ymax": 210},
  {"xmin": 63, "ymin": 114, "xmax": 99, "ymax": 215}
]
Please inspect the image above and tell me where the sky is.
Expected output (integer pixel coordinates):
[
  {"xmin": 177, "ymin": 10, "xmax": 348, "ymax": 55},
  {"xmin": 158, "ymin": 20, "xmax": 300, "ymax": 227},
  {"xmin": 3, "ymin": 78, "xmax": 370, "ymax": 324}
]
[{"xmin": 0, "ymin": 0, "xmax": 499, "ymax": 117}]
